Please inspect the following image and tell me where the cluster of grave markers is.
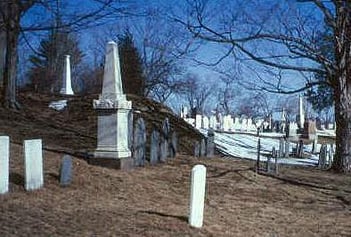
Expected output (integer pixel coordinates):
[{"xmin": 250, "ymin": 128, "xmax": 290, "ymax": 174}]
[
  {"xmin": 131, "ymin": 116, "xmax": 214, "ymax": 166},
  {"xmin": 131, "ymin": 117, "xmax": 177, "ymax": 166},
  {"xmin": 0, "ymin": 136, "xmax": 72, "ymax": 194}
]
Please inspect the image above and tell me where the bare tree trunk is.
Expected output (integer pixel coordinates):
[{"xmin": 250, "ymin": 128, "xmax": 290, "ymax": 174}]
[
  {"xmin": 331, "ymin": 2, "xmax": 351, "ymax": 173},
  {"xmin": 2, "ymin": 3, "xmax": 20, "ymax": 109}
]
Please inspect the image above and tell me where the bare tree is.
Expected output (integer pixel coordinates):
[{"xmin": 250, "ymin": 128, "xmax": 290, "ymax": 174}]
[
  {"xmin": 177, "ymin": 0, "xmax": 351, "ymax": 173},
  {"xmin": 181, "ymin": 73, "xmax": 214, "ymax": 114},
  {"xmin": 0, "ymin": 0, "xmax": 134, "ymax": 109}
]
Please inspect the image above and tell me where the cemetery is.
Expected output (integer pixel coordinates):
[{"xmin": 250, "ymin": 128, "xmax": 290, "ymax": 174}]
[
  {"xmin": 0, "ymin": 38, "xmax": 350, "ymax": 236},
  {"xmin": 3, "ymin": 0, "xmax": 351, "ymax": 234}
]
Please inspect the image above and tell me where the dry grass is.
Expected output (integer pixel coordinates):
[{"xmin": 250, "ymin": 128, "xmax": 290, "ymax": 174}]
[
  {"xmin": 1, "ymin": 146, "xmax": 351, "ymax": 236},
  {"xmin": 0, "ymin": 92, "xmax": 350, "ymax": 236}
]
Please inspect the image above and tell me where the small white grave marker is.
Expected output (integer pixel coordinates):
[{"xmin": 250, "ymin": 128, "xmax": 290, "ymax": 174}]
[
  {"xmin": 189, "ymin": 164, "xmax": 207, "ymax": 228},
  {"xmin": 0, "ymin": 136, "xmax": 9, "ymax": 194},
  {"xmin": 24, "ymin": 139, "xmax": 43, "ymax": 191}
]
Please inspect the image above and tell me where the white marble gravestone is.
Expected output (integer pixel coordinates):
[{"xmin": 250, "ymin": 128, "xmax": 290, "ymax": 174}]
[
  {"xmin": 195, "ymin": 114, "xmax": 202, "ymax": 129},
  {"xmin": 202, "ymin": 116, "xmax": 209, "ymax": 129},
  {"xmin": 92, "ymin": 41, "xmax": 133, "ymax": 169},
  {"xmin": 24, "ymin": 139, "xmax": 43, "ymax": 191},
  {"xmin": 209, "ymin": 115, "xmax": 216, "ymax": 129},
  {"xmin": 189, "ymin": 164, "xmax": 207, "ymax": 228},
  {"xmin": 60, "ymin": 55, "xmax": 74, "ymax": 95},
  {"xmin": 0, "ymin": 136, "xmax": 9, "ymax": 194}
]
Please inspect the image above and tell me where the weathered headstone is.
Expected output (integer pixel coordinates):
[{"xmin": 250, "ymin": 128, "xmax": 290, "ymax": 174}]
[
  {"xmin": 318, "ymin": 145, "xmax": 327, "ymax": 169},
  {"xmin": 160, "ymin": 118, "xmax": 170, "ymax": 162},
  {"xmin": 200, "ymin": 138, "xmax": 206, "ymax": 157},
  {"xmin": 194, "ymin": 141, "xmax": 200, "ymax": 157},
  {"xmin": 189, "ymin": 164, "xmax": 207, "ymax": 228},
  {"xmin": 0, "ymin": 136, "xmax": 9, "ymax": 194},
  {"xmin": 206, "ymin": 130, "xmax": 215, "ymax": 158},
  {"xmin": 60, "ymin": 155, "xmax": 73, "ymax": 186},
  {"xmin": 133, "ymin": 118, "xmax": 146, "ymax": 166},
  {"xmin": 24, "ymin": 139, "xmax": 43, "ymax": 191},
  {"xmin": 169, "ymin": 132, "xmax": 177, "ymax": 158},
  {"xmin": 297, "ymin": 139, "xmax": 304, "ymax": 158},
  {"xmin": 60, "ymin": 55, "xmax": 74, "ymax": 95},
  {"xmin": 266, "ymin": 156, "xmax": 271, "ymax": 173},
  {"xmin": 92, "ymin": 41, "xmax": 133, "ymax": 170},
  {"xmin": 284, "ymin": 141, "xmax": 290, "ymax": 158},
  {"xmin": 150, "ymin": 129, "xmax": 160, "ymax": 165}
]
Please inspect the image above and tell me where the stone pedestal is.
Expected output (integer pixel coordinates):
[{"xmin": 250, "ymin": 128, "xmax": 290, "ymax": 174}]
[{"xmin": 88, "ymin": 156, "xmax": 134, "ymax": 170}]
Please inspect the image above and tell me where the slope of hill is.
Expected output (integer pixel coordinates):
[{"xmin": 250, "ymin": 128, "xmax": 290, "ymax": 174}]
[
  {"xmin": 0, "ymin": 92, "xmax": 350, "ymax": 236},
  {"xmin": 0, "ymin": 92, "xmax": 205, "ymax": 158}
]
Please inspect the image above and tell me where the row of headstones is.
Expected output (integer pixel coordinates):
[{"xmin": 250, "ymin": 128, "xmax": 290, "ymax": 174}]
[
  {"xmin": 318, "ymin": 144, "xmax": 334, "ymax": 170},
  {"xmin": 185, "ymin": 114, "xmax": 300, "ymax": 135},
  {"xmin": 131, "ymin": 117, "xmax": 178, "ymax": 166},
  {"xmin": 193, "ymin": 130, "xmax": 215, "ymax": 158},
  {"xmin": 185, "ymin": 114, "xmax": 258, "ymax": 132},
  {"xmin": 0, "ymin": 136, "xmax": 72, "ymax": 194}
]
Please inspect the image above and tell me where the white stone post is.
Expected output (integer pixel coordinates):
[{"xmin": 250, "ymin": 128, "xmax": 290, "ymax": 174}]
[
  {"xmin": 195, "ymin": 114, "xmax": 202, "ymax": 129},
  {"xmin": 60, "ymin": 55, "xmax": 74, "ymax": 95},
  {"xmin": 0, "ymin": 136, "xmax": 9, "ymax": 194},
  {"xmin": 24, "ymin": 139, "xmax": 43, "ymax": 191},
  {"xmin": 189, "ymin": 164, "xmax": 207, "ymax": 228},
  {"xmin": 299, "ymin": 95, "xmax": 305, "ymax": 128}
]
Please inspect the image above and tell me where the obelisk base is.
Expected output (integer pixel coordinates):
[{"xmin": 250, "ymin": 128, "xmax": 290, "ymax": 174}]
[{"xmin": 89, "ymin": 155, "xmax": 134, "ymax": 171}]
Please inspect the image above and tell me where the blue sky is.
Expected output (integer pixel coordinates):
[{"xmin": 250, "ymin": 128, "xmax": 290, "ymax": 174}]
[{"xmin": 18, "ymin": 0, "xmax": 329, "ymax": 116}]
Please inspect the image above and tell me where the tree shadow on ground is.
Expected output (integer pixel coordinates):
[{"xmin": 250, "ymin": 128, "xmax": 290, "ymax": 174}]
[{"xmin": 138, "ymin": 210, "xmax": 188, "ymax": 222}]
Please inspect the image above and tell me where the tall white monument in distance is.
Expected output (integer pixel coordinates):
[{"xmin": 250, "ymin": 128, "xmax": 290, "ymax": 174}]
[
  {"xmin": 60, "ymin": 55, "xmax": 74, "ymax": 95},
  {"xmin": 299, "ymin": 95, "xmax": 305, "ymax": 128},
  {"xmin": 90, "ymin": 41, "xmax": 133, "ymax": 170}
]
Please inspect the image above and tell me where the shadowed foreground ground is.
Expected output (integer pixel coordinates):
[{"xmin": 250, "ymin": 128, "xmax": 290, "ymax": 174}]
[{"xmin": 1, "ymin": 143, "xmax": 351, "ymax": 237}]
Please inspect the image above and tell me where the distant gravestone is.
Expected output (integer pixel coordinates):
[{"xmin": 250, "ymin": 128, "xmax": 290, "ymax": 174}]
[
  {"xmin": 60, "ymin": 155, "xmax": 73, "ymax": 186},
  {"xmin": 318, "ymin": 145, "xmax": 327, "ymax": 169},
  {"xmin": 284, "ymin": 141, "xmax": 290, "ymax": 158},
  {"xmin": 209, "ymin": 115, "xmax": 216, "ymax": 129},
  {"xmin": 0, "ymin": 136, "xmax": 9, "ymax": 194},
  {"xmin": 160, "ymin": 118, "xmax": 170, "ymax": 162},
  {"xmin": 200, "ymin": 138, "xmax": 206, "ymax": 157},
  {"xmin": 189, "ymin": 164, "xmax": 207, "ymax": 228},
  {"xmin": 194, "ymin": 141, "xmax": 200, "ymax": 157},
  {"xmin": 150, "ymin": 129, "xmax": 160, "ymax": 165},
  {"xmin": 169, "ymin": 132, "xmax": 177, "ymax": 158},
  {"xmin": 133, "ymin": 118, "xmax": 146, "ymax": 166},
  {"xmin": 202, "ymin": 116, "xmax": 209, "ymax": 129},
  {"xmin": 206, "ymin": 130, "xmax": 215, "ymax": 158},
  {"xmin": 296, "ymin": 140, "xmax": 303, "ymax": 158},
  {"xmin": 24, "ymin": 139, "xmax": 43, "ymax": 191},
  {"xmin": 195, "ymin": 114, "xmax": 202, "ymax": 129}
]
